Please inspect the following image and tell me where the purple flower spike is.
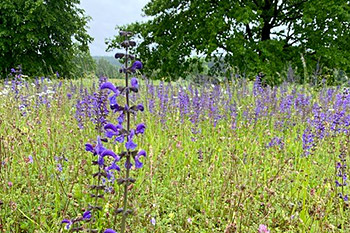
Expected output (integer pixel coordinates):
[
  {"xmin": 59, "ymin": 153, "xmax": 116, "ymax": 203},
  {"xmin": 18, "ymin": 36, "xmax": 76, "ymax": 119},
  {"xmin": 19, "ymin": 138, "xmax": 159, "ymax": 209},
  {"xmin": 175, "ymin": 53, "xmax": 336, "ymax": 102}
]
[
  {"xmin": 135, "ymin": 123, "xmax": 146, "ymax": 135},
  {"xmin": 104, "ymin": 229, "xmax": 117, "ymax": 233},
  {"xmin": 83, "ymin": 211, "xmax": 92, "ymax": 220},
  {"xmin": 131, "ymin": 77, "xmax": 139, "ymax": 89},
  {"xmin": 61, "ymin": 219, "xmax": 72, "ymax": 230},
  {"xmin": 132, "ymin": 61, "xmax": 143, "ymax": 70},
  {"xmin": 101, "ymin": 82, "xmax": 120, "ymax": 95}
]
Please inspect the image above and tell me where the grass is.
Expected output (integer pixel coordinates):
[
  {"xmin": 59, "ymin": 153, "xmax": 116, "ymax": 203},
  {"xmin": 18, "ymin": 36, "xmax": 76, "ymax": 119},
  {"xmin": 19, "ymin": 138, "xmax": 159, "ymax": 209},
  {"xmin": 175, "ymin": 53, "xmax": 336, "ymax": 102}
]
[{"xmin": 0, "ymin": 77, "xmax": 349, "ymax": 232}]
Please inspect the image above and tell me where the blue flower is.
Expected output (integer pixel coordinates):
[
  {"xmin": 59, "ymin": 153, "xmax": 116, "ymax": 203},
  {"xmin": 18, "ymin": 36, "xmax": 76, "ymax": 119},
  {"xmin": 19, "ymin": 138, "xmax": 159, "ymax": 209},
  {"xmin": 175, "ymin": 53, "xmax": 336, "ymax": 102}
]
[
  {"xmin": 83, "ymin": 211, "xmax": 92, "ymax": 220},
  {"xmin": 125, "ymin": 130, "xmax": 137, "ymax": 150},
  {"xmin": 61, "ymin": 219, "xmax": 72, "ymax": 230},
  {"xmin": 131, "ymin": 77, "xmax": 138, "ymax": 89},
  {"xmin": 104, "ymin": 229, "xmax": 117, "ymax": 233},
  {"xmin": 135, "ymin": 123, "xmax": 146, "ymax": 135},
  {"xmin": 106, "ymin": 160, "xmax": 121, "ymax": 172},
  {"xmin": 135, "ymin": 150, "xmax": 147, "ymax": 169},
  {"xmin": 104, "ymin": 123, "xmax": 123, "ymax": 138},
  {"xmin": 137, "ymin": 104, "xmax": 144, "ymax": 112},
  {"xmin": 85, "ymin": 136, "xmax": 106, "ymax": 156},
  {"xmin": 101, "ymin": 82, "xmax": 120, "ymax": 95},
  {"xmin": 132, "ymin": 61, "xmax": 143, "ymax": 70}
]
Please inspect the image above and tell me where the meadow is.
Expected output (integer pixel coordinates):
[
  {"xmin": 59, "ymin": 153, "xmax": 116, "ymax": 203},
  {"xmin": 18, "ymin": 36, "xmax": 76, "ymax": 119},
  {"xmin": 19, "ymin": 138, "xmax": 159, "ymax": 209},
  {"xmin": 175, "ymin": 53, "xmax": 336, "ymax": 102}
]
[{"xmin": 1, "ymin": 74, "xmax": 350, "ymax": 233}]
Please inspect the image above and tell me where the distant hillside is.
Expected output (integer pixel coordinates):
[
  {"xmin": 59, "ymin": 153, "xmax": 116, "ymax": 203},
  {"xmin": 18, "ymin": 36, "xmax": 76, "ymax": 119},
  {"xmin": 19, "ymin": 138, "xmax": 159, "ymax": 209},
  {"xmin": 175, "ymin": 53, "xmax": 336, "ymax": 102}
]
[{"xmin": 93, "ymin": 56, "xmax": 121, "ymax": 66}]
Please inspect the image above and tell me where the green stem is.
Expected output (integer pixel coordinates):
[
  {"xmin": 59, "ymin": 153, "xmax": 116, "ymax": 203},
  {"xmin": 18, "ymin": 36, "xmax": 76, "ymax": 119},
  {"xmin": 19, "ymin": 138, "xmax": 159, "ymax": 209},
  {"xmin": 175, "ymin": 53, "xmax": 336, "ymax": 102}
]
[{"xmin": 121, "ymin": 37, "xmax": 131, "ymax": 233}]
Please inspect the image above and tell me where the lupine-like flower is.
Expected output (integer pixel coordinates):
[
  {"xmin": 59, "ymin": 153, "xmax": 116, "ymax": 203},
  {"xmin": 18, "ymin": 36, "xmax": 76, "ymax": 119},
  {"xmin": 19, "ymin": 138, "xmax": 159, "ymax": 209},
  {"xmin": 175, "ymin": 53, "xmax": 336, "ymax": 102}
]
[{"xmin": 99, "ymin": 31, "xmax": 146, "ymax": 233}]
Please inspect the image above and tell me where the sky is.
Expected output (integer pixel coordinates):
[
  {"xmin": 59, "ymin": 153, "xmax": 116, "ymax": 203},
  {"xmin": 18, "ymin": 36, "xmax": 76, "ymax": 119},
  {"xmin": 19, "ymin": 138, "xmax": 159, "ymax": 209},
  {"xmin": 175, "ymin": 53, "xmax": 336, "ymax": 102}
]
[{"xmin": 80, "ymin": 0, "xmax": 150, "ymax": 56}]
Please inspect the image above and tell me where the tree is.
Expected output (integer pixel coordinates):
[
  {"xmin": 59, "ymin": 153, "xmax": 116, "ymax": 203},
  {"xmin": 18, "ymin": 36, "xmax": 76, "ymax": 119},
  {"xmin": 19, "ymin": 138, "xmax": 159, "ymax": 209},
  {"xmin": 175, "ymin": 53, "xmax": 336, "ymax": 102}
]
[
  {"xmin": 107, "ymin": 0, "xmax": 350, "ymax": 83},
  {"xmin": 0, "ymin": 0, "xmax": 93, "ymax": 78},
  {"xmin": 95, "ymin": 58, "xmax": 120, "ymax": 79}
]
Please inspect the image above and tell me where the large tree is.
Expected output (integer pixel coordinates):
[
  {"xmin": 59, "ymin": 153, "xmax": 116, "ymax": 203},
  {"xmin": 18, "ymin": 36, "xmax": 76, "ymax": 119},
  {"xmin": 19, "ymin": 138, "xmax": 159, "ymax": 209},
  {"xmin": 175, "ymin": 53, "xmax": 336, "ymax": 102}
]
[
  {"xmin": 0, "ymin": 0, "xmax": 92, "ymax": 77},
  {"xmin": 107, "ymin": 0, "xmax": 350, "ymax": 82}
]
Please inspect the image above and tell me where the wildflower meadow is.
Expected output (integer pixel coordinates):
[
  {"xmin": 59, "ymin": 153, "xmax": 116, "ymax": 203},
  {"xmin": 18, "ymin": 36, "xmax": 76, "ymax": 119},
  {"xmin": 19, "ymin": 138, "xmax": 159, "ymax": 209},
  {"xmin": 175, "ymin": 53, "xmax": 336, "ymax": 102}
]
[{"xmin": 1, "ymin": 54, "xmax": 350, "ymax": 232}]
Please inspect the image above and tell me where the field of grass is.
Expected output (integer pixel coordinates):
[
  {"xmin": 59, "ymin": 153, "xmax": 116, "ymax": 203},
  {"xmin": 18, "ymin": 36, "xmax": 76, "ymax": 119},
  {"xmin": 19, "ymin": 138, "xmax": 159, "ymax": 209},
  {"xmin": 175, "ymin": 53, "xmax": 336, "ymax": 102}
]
[{"xmin": 1, "ymin": 75, "xmax": 350, "ymax": 232}]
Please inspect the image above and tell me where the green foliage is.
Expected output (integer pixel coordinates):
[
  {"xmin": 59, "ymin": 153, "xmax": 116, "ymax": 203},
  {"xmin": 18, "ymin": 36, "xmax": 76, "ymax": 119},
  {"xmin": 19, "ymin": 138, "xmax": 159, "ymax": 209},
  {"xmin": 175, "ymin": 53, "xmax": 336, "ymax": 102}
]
[
  {"xmin": 71, "ymin": 48, "xmax": 97, "ymax": 78},
  {"xmin": 107, "ymin": 0, "xmax": 350, "ymax": 83},
  {"xmin": 0, "ymin": 0, "xmax": 93, "ymax": 78},
  {"xmin": 94, "ymin": 57, "xmax": 120, "ymax": 79}
]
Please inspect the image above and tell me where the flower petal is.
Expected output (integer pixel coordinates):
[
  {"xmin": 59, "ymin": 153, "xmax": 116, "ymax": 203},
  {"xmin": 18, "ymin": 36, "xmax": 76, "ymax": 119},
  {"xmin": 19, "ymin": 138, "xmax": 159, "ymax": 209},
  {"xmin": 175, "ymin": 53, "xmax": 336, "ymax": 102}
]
[
  {"xmin": 101, "ymin": 149, "xmax": 118, "ymax": 159},
  {"xmin": 101, "ymin": 82, "xmax": 119, "ymax": 94},
  {"xmin": 83, "ymin": 211, "xmax": 92, "ymax": 220},
  {"xmin": 104, "ymin": 123, "xmax": 119, "ymax": 133},
  {"xmin": 107, "ymin": 161, "xmax": 120, "ymax": 171},
  {"xmin": 85, "ymin": 144, "xmax": 94, "ymax": 153},
  {"xmin": 104, "ymin": 229, "xmax": 117, "ymax": 233},
  {"xmin": 131, "ymin": 77, "xmax": 138, "ymax": 89},
  {"xmin": 125, "ymin": 140, "xmax": 137, "ymax": 150},
  {"xmin": 135, "ymin": 123, "xmax": 146, "ymax": 135},
  {"xmin": 132, "ymin": 61, "xmax": 143, "ymax": 70},
  {"xmin": 135, "ymin": 158, "xmax": 143, "ymax": 169},
  {"xmin": 137, "ymin": 150, "xmax": 147, "ymax": 158}
]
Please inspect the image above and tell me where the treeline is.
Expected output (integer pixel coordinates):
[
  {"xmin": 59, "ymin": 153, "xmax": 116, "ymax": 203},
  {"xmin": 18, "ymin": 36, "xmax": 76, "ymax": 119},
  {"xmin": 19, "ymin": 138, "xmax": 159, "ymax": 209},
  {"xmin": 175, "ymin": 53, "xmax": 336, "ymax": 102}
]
[{"xmin": 71, "ymin": 51, "xmax": 121, "ymax": 79}]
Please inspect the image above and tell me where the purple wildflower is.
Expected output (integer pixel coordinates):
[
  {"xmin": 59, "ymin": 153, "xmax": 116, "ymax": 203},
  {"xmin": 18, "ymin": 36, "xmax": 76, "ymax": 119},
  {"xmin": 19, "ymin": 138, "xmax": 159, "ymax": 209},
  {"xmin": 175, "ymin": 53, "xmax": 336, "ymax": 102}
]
[
  {"xmin": 150, "ymin": 217, "xmax": 156, "ymax": 226},
  {"xmin": 137, "ymin": 104, "xmax": 144, "ymax": 112},
  {"xmin": 258, "ymin": 224, "xmax": 270, "ymax": 233},
  {"xmin": 28, "ymin": 155, "xmax": 33, "ymax": 163},
  {"xmin": 135, "ymin": 123, "xmax": 146, "ymax": 135},
  {"xmin": 83, "ymin": 211, "xmax": 91, "ymax": 220},
  {"xmin": 104, "ymin": 229, "xmax": 117, "ymax": 233},
  {"xmin": 125, "ymin": 130, "xmax": 137, "ymax": 150},
  {"xmin": 135, "ymin": 150, "xmax": 147, "ymax": 169},
  {"xmin": 132, "ymin": 61, "xmax": 143, "ymax": 70},
  {"xmin": 131, "ymin": 77, "xmax": 139, "ymax": 89},
  {"xmin": 61, "ymin": 219, "xmax": 72, "ymax": 230}
]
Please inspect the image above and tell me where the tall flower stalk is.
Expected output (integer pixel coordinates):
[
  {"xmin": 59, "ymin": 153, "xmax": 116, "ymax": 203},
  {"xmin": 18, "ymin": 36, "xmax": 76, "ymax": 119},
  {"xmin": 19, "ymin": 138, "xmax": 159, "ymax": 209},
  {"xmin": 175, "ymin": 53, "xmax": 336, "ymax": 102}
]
[{"xmin": 100, "ymin": 31, "xmax": 146, "ymax": 233}]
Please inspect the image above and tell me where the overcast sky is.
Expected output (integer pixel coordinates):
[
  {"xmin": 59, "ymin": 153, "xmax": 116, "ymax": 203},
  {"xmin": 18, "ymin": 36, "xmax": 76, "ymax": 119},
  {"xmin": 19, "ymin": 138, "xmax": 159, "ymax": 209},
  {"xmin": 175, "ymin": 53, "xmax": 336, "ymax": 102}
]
[{"xmin": 80, "ymin": 0, "xmax": 150, "ymax": 56}]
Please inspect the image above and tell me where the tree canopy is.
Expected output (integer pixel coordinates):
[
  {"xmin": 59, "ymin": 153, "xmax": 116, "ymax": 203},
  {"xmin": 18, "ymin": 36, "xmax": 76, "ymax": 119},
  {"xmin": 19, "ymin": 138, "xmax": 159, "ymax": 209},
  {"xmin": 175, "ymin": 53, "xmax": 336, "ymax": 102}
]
[
  {"xmin": 108, "ymin": 0, "xmax": 350, "ymax": 82},
  {"xmin": 0, "ymin": 0, "xmax": 92, "ymax": 78}
]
